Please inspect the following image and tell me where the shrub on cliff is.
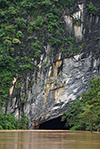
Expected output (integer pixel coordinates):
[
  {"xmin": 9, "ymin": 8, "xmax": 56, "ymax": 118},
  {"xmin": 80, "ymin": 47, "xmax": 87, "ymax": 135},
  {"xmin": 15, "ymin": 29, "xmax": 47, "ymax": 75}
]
[
  {"xmin": 19, "ymin": 113, "xmax": 29, "ymax": 130},
  {"xmin": 87, "ymin": 2, "xmax": 98, "ymax": 15}
]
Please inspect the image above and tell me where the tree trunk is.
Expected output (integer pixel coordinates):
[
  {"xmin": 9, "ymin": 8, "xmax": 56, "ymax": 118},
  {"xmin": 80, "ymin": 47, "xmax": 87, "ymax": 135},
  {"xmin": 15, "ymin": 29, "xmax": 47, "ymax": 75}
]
[
  {"xmin": 5, "ymin": 98, "xmax": 8, "ymax": 114},
  {"xmin": 91, "ymin": 122, "xmax": 94, "ymax": 133},
  {"xmin": 83, "ymin": 123, "xmax": 86, "ymax": 130}
]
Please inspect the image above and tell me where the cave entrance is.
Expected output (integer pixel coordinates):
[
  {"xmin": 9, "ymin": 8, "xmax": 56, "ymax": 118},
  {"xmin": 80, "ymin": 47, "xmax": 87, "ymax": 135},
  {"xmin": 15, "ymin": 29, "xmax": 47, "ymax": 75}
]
[{"xmin": 39, "ymin": 116, "xmax": 69, "ymax": 130}]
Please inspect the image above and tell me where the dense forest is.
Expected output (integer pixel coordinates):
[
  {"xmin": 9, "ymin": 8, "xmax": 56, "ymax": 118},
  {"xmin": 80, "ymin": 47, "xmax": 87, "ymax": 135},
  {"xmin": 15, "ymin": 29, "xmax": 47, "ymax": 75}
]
[{"xmin": 0, "ymin": 0, "xmax": 100, "ymax": 130}]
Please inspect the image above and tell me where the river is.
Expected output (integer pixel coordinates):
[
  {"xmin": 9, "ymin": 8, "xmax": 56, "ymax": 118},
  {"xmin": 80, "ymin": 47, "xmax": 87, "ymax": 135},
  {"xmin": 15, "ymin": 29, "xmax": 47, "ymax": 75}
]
[{"xmin": 0, "ymin": 130, "xmax": 100, "ymax": 149}]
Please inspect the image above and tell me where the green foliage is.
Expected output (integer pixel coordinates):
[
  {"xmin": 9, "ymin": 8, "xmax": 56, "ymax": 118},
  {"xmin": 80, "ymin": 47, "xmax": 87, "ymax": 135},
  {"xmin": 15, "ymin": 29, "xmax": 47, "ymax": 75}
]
[
  {"xmin": 81, "ymin": 77, "xmax": 100, "ymax": 105},
  {"xmin": 94, "ymin": 30, "xmax": 98, "ymax": 33},
  {"xmin": 87, "ymin": 2, "xmax": 98, "ymax": 15},
  {"xmin": 8, "ymin": 6, "xmax": 17, "ymax": 17},
  {"xmin": 78, "ymin": 104, "xmax": 100, "ymax": 132},
  {"xmin": 70, "ymin": 124, "xmax": 84, "ymax": 130},
  {"xmin": 21, "ymin": 98, "xmax": 28, "ymax": 103},
  {"xmin": 46, "ymin": 13, "xmax": 58, "ymax": 21},
  {"xmin": 46, "ymin": 13, "xmax": 58, "ymax": 33},
  {"xmin": 13, "ymin": 38, "xmax": 21, "ymax": 44},
  {"xmin": 40, "ymin": 0, "xmax": 52, "ymax": 7},
  {"xmin": 77, "ymin": 43, "xmax": 84, "ymax": 52},
  {"xmin": 16, "ymin": 31, "xmax": 24, "ymax": 39},
  {"xmin": 18, "ymin": 63, "xmax": 35, "ymax": 72},
  {"xmin": 61, "ymin": 78, "xmax": 100, "ymax": 132},
  {"xmin": 27, "ymin": 26, "xmax": 33, "ymax": 34},
  {"xmin": 27, "ymin": 36, "xmax": 33, "ymax": 41},
  {"xmin": 29, "ymin": 16, "xmax": 45, "ymax": 31},
  {"xmin": 55, "ymin": 30, "xmax": 61, "ymax": 35},
  {"xmin": 15, "ymin": 17, "xmax": 27, "ymax": 30},
  {"xmin": 67, "ymin": 36, "xmax": 74, "ymax": 52},
  {"xmin": 0, "ymin": 113, "xmax": 19, "ymax": 129},
  {"xmin": 0, "ymin": 55, "xmax": 15, "ymax": 105},
  {"xmin": 3, "ymin": 39, "xmax": 12, "ymax": 50},
  {"xmin": 50, "ymin": 37, "xmax": 61, "ymax": 47},
  {"xmin": 16, "ymin": 82, "xmax": 21, "ymax": 89},
  {"xmin": 68, "ymin": 36, "xmax": 74, "ymax": 43},
  {"xmin": 0, "ymin": 0, "xmax": 9, "ymax": 8},
  {"xmin": 61, "ymin": 99, "xmax": 84, "ymax": 127},
  {"xmin": 73, "ymin": 18, "xmax": 83, "ymax": 26},
  {"xmin": 5, "ymin": 25, "xmax": 15, "ymax": 34},
  {"xmin": 58, "ymin": 0, "xmax": 74, "ymax": 7},
  {"xmin": 19, "ymin": 113, "xmax": 29, "ymax": 129},
  {"xmin": 0, "ymin": 125, "xmax": 3, "ymax": 130},
  {"xmin": 10, "ymin": 47, "xmax": 15, "ymax": 56},
  {"xmin": 97, "ymin": 37, "xmax": 100, "ymax": 40},
  {"xmin": 20, "ymin": 0, "xmax": 34, "ymax": 10},
  {"xmin": 30, "ymin": 39, "xmax": 41, "ymax": 58},
  {"xmin": 54, "ymin": 82, "xmax": 57, "ymax": 86},
  {"xmin": 0, "ymin": 112, "xmax": 29, "ymax": 130}
]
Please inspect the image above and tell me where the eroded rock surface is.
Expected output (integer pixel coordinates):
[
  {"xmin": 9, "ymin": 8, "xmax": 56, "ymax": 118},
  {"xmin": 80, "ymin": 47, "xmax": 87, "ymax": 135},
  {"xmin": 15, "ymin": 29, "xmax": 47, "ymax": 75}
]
[
  {"xmin": 7, "ymin": 52, "xmax": 100, "ymax": 128},
  {"xmin": 6, "ymin": 0, "xmax": 100, "ymax": 128}
]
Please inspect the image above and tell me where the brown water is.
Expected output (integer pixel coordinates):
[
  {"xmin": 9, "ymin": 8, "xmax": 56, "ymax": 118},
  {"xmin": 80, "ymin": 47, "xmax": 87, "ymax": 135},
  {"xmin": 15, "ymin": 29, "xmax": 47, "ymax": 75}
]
[{"xmin": 0, "ymin": 130, "xmax": 100, "ymax": 149}]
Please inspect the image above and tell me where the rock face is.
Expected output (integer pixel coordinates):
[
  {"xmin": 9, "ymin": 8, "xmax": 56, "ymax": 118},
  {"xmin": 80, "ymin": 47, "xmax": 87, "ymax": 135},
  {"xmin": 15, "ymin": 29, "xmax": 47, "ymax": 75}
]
[{"xmin": 7, "ymin": 0, "xmax": 100, "ymax": 128}]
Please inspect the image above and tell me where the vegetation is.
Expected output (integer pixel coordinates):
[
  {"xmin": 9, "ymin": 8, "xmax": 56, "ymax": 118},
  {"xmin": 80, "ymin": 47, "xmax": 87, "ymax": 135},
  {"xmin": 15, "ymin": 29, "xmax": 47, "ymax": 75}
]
[
  {"xmin": 19, "ymin": 113, "xmax": 29, "ymax": 129},
  {"xmin": 87, "ymin": 2, "xmax": 100, "ymax": 15},
  {"xmin": 61, "ymin": 77, "xmax": 100, "ymax": 132},
  {"xmin": 0, "ymin": 113, "xmax": 29, "ymax": 130}
]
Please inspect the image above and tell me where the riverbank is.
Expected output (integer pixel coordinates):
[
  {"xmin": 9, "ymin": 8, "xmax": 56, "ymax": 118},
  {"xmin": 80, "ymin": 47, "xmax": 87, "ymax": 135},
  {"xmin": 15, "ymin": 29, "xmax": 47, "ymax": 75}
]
[{"xmin": 0, "ymin": 129, "xmax": 100, "ymax": 133}]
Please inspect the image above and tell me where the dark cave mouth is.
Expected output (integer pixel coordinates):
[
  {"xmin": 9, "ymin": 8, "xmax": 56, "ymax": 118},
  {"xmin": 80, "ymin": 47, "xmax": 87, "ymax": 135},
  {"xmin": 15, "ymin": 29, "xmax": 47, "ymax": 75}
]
[{"xmin": 39, "ymin": 116, "xmax": 69, "ymax": 130}]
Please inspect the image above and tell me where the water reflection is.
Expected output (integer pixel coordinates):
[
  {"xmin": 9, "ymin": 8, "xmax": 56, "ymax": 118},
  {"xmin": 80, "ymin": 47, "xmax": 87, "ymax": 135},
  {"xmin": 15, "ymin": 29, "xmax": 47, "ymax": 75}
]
[{"xmin": 0, "ymin": 130, "xmax": 100, "ymax": 149}]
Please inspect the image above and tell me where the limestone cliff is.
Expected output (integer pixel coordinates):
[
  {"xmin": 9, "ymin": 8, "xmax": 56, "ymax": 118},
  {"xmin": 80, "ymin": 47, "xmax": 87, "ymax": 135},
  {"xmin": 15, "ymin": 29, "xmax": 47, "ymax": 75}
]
[{"xmin": 6, "ymin": 0, "xmax": 100, "ymax": 128}]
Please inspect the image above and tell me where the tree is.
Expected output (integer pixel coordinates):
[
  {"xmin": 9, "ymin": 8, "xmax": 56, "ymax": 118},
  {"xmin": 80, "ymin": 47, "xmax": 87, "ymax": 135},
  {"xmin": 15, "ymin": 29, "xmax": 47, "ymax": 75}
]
[
  {"xmin": 61, "ymin": 98, "xmax": 85, "ymax": 130},
  {"xmin": 78, "ymin": 104, "xmax": 100, "ymax": 132},
  {"xmin": 79, "ymin": 77, "xmax": 100, "ymax": 132},
  {"xmin": 81, "ymin": 77, "xmax": 100, "ymax": 104}
]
